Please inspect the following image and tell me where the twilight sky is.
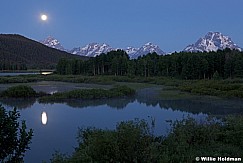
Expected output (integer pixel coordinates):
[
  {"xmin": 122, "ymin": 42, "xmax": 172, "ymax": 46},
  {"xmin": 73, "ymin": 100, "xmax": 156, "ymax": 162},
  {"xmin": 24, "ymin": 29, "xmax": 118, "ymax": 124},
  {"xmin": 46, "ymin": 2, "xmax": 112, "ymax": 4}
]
[{"xmin": 1, "ymin": 0, "xmax": 243, "ymax": 52}]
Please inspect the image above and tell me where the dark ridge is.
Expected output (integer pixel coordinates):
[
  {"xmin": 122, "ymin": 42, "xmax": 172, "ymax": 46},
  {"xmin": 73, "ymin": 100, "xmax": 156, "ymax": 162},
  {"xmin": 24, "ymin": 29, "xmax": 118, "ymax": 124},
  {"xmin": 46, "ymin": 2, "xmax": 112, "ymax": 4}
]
[{"xmin": 0, "ymin": 34, "xmax": 89, "ymax": 69}]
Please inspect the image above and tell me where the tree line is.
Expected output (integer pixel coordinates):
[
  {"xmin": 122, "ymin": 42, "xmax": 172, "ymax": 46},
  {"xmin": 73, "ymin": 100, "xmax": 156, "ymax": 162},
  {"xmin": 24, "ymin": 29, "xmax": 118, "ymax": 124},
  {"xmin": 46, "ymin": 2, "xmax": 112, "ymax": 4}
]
[
  {"xmin": 56, "ymin": 48, "xmax": 243, "ymax": 79},
  {"xmin": 56, "ymin": 49, "xmax": 129, "ymax": 76},
  {"xmin": 0, "ymin": 61, "xmax": 27, "ymax": 71}
]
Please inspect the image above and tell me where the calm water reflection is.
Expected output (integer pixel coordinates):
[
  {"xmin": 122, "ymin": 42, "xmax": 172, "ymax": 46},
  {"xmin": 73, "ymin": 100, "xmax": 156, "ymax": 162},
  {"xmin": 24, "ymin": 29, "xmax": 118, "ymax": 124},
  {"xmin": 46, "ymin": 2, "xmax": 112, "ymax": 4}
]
[{"xmin": 1, "ymin": 88, "xmax": 243, "ymax": 162}]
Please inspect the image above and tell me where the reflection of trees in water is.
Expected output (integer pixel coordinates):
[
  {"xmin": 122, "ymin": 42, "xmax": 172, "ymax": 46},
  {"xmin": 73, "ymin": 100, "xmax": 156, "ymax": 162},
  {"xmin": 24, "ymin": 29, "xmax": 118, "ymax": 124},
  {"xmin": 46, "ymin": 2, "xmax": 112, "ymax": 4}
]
[
  {"xmin": 135, "ymin": 88, "xmax": 243, "ymax": 115},
  {"xmin": 44, "ymin": 97, "xmax": 136, "ymax": 110},
  {"xmin": 136, "ymin": 95, "xmax": 243, "ymax": 115},
  {"xmin": 0, "ymin": 97, "xmax": 136, "ymax": 110},
  {"xmin": 1, "ymin": 88, "xmax": 243, "ymax": 116},
  {"xmin": 0, "ymin": 98, "xmax": 36, "ymax": 110}
]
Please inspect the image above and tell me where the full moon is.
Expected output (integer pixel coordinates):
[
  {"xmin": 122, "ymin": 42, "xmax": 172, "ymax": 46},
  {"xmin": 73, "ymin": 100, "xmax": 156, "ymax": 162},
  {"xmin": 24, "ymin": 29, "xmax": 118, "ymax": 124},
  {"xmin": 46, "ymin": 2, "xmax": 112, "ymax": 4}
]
[{"xmin": 41, "ymin": 14, "xmax": 48, "ymax": 21}]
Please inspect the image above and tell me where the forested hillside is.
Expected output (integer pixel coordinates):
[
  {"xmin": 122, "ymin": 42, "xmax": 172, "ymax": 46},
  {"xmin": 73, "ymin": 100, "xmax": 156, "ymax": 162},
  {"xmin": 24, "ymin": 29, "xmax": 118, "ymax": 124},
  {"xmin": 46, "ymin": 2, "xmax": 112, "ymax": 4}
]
[
  {"xmin": 0, "ymin": 34, "xmax": 87, "ymax": 70},
  {"xmin": 56, "ymin": 48, "xmax": 243, "ymax": 79}
]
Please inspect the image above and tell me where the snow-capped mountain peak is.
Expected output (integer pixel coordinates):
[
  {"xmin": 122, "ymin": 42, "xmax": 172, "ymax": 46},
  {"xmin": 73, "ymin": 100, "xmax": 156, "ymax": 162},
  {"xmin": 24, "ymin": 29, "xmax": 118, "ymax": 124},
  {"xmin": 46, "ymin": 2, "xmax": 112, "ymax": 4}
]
[
  {"xmin": 184, "ymin": 32, "xmax": 242, "ymax": 52},
  {"xmin": 69, "ymin": 43, "xmax": 113, "ymax": 57},
  {"xmin": 40, "ymin": 36, "xmax": 65, "ymax": 51},
  {"xmin": 40, "ymin": 35, "xmax": 167, "ymax": 58},
  {"xmin": 130, "ymin": 42, "xmax": 166, "ymax": 59},
  {"xmin": 69, "ymin": 42, "xmax": 165, "ymax": 59}
]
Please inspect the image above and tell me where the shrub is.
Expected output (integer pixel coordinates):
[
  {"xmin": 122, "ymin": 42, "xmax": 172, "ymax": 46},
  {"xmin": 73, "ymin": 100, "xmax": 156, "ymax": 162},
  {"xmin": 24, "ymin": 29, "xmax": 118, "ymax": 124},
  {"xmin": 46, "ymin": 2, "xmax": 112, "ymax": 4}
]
[
  {"xmin": 51, "ymin": 119, "xmax": 160, "ymax": 163},
  {"xmin": 0, "ymin": 85, "xmax": 37, "ymax": 98}
]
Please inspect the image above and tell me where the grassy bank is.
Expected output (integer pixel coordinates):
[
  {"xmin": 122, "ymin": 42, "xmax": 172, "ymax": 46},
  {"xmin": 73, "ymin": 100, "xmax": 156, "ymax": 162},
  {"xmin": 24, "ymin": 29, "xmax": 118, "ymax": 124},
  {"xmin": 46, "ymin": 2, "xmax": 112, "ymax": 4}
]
[{"xmin": 0, "ymin": 74, "xmax": 178, "ymax": 85}]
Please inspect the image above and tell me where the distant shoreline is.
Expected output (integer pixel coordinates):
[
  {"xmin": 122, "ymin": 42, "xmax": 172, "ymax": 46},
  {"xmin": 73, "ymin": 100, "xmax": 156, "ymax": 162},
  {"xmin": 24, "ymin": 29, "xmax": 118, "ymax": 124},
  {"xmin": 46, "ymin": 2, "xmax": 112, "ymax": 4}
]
[{"xmin": 0, "ymin": 69, "xmax": 55, "ymax": 73}]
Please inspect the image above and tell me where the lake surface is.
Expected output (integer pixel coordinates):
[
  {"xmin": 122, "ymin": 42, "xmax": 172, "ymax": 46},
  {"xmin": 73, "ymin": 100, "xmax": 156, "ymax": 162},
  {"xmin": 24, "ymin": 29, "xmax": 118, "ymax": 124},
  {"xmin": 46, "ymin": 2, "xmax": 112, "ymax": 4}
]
[
  {"xmin": 0, "ymin": 72, "xmax": 39, "ymax": 76},
  {"xmin": 2, "ymin": 99, "xmax": 206, "ymax": 163},
  {"xmin": 1, "ymin": 82, "xmax": 243, "ymax": 163}
]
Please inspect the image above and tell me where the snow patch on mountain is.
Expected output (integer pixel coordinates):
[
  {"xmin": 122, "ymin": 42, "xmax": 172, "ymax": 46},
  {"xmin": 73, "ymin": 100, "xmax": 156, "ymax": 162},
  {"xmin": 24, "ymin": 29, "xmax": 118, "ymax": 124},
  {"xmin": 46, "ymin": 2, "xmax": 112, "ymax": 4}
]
[{"xmin": 124, "ymin": 46, "xmax": 139, "ymax": 55}]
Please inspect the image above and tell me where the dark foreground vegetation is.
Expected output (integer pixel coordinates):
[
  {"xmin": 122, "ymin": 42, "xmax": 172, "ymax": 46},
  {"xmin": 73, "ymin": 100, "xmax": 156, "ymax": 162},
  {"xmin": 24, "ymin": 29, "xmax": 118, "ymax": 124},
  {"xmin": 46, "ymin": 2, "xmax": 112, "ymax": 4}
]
[
  {"xmin": 0, "ymin": 106, "xmax": 33, "ymax": 162},
  {"xmin": 39, "ymin": 85, "xmax": 135, "ymax": 103},
  {"xmin": 51, "ymin": 117, "xmax": 243, "ymax": 163}
]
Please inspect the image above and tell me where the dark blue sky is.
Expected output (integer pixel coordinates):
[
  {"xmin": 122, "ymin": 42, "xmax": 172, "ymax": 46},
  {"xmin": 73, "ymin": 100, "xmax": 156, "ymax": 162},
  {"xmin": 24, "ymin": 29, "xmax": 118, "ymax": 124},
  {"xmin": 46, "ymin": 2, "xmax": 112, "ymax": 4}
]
[{"xmin": 1, "ymin": 0, "xmax": 243, "ymax": 52}]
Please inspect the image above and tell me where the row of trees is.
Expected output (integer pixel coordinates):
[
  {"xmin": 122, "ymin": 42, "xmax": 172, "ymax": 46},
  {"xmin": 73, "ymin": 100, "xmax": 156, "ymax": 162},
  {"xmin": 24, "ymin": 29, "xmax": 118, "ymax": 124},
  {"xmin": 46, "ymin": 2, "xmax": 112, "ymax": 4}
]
[
  {"xmin": 56, "ymin": 50, "xmax": 129, "ymax": 76},
  {"xmin": 56, "ymin": 48, "xmax": 243, "ymax": 79},
  {"xmin": 0, "ymin": 62, "xmax": 27, "ymax": 71}
]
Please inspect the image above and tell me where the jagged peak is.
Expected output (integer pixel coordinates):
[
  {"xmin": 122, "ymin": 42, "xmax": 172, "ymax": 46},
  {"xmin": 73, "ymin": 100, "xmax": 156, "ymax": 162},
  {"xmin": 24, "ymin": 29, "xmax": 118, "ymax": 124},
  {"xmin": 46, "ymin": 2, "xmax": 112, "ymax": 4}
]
[
  {"xmin": 184, "ymin": 31, "xmax": 242, "ymax": 52},
  {"xmin": 41, "ymin": 36, "xmax": 65, "ymax": 51}
]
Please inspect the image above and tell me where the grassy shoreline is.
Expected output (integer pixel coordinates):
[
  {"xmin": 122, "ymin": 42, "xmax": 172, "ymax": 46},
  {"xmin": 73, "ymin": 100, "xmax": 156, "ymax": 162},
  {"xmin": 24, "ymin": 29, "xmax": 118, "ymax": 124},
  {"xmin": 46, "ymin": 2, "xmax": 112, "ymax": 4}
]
[{"xmin": 1, "ymin": 74, "xmax": 243, "ymax": 99}]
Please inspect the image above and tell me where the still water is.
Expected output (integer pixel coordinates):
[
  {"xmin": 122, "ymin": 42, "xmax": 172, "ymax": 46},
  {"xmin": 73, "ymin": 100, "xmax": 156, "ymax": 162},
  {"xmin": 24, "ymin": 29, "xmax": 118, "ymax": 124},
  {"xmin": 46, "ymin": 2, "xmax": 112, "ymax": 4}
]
[
  {"xmin": 0, "ymin": 72, "xmax": 39, "ymax": 76},
  {"xmin": 1, "ymin": 99, "xmax": 206, "ymax": 163},
  {"xmin": 1, "ymin": 83, "xmax": 243, "ymax": 162}
]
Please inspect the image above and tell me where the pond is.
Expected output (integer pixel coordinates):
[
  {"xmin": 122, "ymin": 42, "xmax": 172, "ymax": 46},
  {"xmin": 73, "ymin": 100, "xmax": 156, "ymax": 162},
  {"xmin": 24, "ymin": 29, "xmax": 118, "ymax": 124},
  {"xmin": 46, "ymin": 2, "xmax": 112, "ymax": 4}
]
[{"xmin": 1, "ymin": 82, "xmax": 243, "ymax": 162}]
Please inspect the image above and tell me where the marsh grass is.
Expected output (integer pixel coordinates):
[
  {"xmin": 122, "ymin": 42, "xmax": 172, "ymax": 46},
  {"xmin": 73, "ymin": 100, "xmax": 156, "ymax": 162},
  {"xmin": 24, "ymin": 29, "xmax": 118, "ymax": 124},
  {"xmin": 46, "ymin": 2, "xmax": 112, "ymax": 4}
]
[{"xmin": 179, "ymin": 80, "xmax": 243, "ymax": 98}]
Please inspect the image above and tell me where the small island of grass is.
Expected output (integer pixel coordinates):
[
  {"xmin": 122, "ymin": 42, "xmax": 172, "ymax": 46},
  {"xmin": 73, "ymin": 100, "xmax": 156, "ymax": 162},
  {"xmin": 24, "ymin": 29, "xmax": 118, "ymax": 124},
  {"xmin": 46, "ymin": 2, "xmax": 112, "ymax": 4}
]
[
  {"xmin": 0, "ymin": 85, "xmax": 135, "ymax": 102},
  {"xmin": 39, "ymin": 85, "xmax": 135, "ymax": 103}
]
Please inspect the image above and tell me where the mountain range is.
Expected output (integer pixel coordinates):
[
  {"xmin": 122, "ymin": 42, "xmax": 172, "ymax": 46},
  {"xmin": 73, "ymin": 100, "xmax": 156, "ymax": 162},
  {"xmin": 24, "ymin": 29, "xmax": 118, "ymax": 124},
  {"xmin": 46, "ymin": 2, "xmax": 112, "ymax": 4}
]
[
  {"xmin": 41, "ymin": 38, "xmax": 166, "ymax": 59},
  {"xmin": 40, "ymin": 32, "xmax": 242, "ymax": 58}
]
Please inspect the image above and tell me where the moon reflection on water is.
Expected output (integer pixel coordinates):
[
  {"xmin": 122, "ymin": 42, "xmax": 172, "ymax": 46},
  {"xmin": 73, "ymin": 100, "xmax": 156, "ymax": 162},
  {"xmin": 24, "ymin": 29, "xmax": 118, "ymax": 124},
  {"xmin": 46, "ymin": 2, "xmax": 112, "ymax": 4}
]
[{"xmin": 41, "ymin": 112, "xmax": 48, "ymax": 125}]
